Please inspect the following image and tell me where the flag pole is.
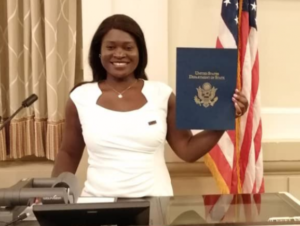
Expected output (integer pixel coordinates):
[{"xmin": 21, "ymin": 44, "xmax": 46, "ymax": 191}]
[{"xmin": 236, "ymin": 0, "xmax": 244, "ymax": 195}]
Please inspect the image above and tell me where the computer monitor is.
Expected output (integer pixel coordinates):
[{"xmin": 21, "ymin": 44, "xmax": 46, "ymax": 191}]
[{"xmin": 32, "ymin": 199, "xmax": 150, "ymax": 226}]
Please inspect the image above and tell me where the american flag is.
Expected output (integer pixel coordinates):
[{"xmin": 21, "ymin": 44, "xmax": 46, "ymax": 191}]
[{"xmin": 204, "ymin": 0, "xmax": 264, "ymax": 194}]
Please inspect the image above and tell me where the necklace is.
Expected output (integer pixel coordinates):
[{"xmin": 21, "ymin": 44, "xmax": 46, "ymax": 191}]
[{"xmin": 105, "ymin": 79, "xmax": 138, "ymax": 98}]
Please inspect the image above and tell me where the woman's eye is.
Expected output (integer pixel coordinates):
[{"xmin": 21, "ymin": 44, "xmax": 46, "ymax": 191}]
[{"xmin": 107, "ymin": 46, "xmax": 114, "ymax": 50}]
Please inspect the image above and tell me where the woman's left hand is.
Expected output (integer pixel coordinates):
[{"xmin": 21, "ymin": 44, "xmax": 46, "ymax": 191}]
[{"xmin": 232, "ymin": 89, "xmax": 248, "ymax": 118}]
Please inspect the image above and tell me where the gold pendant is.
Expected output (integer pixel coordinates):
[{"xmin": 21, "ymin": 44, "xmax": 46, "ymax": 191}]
[{"xmin": 118, "ymin": 94, "xmax": 123, "ymax": 98}]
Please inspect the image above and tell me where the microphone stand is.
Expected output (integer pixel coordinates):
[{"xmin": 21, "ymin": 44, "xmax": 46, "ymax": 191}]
[
  {"xmin": 0, "ymin": 106, "xmax": 24, "ymax": 131},
  {"xmin": 0, "ymin": 94, "xmax": 38, "ymax": 131}
]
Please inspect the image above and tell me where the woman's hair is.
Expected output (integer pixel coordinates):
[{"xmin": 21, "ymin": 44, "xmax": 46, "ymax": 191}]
[{"xmin": 89, "ymin": 14, "xmax": 148, "ymax": 81}]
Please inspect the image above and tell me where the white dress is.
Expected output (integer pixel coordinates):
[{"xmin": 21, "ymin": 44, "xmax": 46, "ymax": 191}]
[{"xmin": 70, "ymin": 80, "xmax": 174, "ymax": 197}]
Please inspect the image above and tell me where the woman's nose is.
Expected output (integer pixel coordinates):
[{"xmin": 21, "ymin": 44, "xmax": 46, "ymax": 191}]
[{"xmin": 113, "ymin": 50, "xmax": 126, "ymax": 58}]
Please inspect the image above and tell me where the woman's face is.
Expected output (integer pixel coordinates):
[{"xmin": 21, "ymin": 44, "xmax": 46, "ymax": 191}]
[{"xmin": 100, "ymin": 29, "xmax": 139, "ymax": 80}]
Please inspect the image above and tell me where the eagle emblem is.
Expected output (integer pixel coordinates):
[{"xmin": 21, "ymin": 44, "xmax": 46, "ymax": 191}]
[{"xmin": 194, "ymin": 82, "xmax": 218, "ymax": 108}]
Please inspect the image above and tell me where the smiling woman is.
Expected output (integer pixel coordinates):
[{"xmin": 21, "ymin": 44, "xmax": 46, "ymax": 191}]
[
  {"xmin": 89, "ymin": 14, "xmax": 148, "ymax": 82},
  {"xmin": 100, "ymin": 29, "xmax": 139, "ymax": 80},
  {"xmin": 51, "ymin": 14, "xmax": 248, "ymax": 198}
]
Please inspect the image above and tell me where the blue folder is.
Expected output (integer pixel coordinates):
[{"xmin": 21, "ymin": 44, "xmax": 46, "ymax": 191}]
[{"xmin": 176, "ymin": 47, "xmax": 237, "ymax": 130}]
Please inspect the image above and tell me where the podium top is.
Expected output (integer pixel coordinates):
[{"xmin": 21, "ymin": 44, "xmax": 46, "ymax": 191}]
[
  {"xmin": 158, "ymin": 192, "xmax": 300, "ymax": 225},
  {"xmin": 1, "ymin": 192, "xmax": 300, "ymax": 226}
]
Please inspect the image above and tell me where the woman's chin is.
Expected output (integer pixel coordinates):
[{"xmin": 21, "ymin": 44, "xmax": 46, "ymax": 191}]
[{"xmin": 108, "ymin": 72, "xmax": 135, "ymax": 80}]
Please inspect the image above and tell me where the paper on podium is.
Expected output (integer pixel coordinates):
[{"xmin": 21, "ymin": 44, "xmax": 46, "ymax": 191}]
[{"xmin": 77, "ymin": 196, "xmax": 116, "ymax": 203}]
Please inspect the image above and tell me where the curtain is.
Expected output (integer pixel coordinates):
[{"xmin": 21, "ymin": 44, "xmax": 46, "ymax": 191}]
[{"xmin": 0, "ymin": 0, "xmax": 83, "ymax": 161}]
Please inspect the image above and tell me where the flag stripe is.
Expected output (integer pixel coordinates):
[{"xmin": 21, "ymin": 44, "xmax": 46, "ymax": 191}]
[
  {"xmin": 254, "ymin": 121, "xmax": 262, "ymax": 163},
  {"xmin": 206, "ymin": 145, "xmax": 232, "ymax": 190},
  {"xmin": 218, "ymin": 133, "xmax": 235, "ymax": 168},
  {"xmin": 218, "ymin": 18, "xmax": 238, "ymax": 48},
  {"xmin": 216, "ymin": 38, "xmax": 224, "ymax": 48},
  {"xmin": 238, "ymin": 10, "xmax": 254, "ymax": 188},
  {"xmin": 239, "ymin": 10, "xmax": 260, "ymax": 191}
]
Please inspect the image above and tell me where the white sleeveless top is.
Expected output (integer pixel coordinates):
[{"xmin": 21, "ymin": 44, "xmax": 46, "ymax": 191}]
[{"xmin": 70, "ymin": 80, "xmax": 174, "ymax": 198}]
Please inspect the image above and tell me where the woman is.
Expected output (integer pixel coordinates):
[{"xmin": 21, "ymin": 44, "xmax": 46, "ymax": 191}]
[{"xmin": 52, "ymin": 14, "xmax": 248, "ymax": 197}]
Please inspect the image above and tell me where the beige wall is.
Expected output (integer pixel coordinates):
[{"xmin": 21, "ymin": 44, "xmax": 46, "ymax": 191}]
[{"xmin": 1, "ymin": 0, "xmax": 300, "ymax": 200}]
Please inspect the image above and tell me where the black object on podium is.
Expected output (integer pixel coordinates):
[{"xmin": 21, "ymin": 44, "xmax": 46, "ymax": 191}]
[
  {"xmin": 32, "ymin": 199, "xmax": 150, "ymax": 226},
  {"xmin": 0, "ymin": 172, "xmax": 79, "ymax": 225}
]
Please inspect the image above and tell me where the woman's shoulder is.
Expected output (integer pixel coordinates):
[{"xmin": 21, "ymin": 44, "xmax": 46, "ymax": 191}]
[
  {"xmin": 144, "ymin": 80, "xmax": 173, "ymax": 95},
  {"xmin": 143, "ymin": 80, "xmax": 173, "ymax": 107},
  {"xmin": 71, "ymin": 81, "xmax": 97, "ymax": 92},
  {"xmin": 70, "ymin": 81, "xmax": 98, "ymax": 102}
]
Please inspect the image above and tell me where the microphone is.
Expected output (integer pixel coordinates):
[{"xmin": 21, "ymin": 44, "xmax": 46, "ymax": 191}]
[
  {"xmin": 22, "ymin": 94, "xmax": 38, "ymax": 107},
  {"xmin": 0, "ymin": 94, "xmax": 38, "ymax": 131},
  {"xmin": 0, "ymin": 172, "xmax": 79, "ymax": 207}
]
